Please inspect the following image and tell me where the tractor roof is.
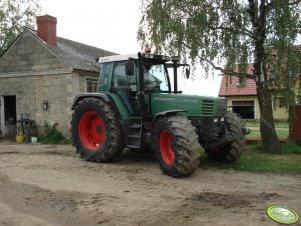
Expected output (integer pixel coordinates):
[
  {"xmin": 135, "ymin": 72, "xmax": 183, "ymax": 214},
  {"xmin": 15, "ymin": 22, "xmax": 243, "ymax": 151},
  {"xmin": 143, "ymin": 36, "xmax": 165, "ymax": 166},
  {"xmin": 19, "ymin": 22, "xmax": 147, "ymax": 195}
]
[
  {"xmin": 98, "ymin": 53, "xmax": 171, "ymax": 63},
  {"xmin": 98, "ymin": 54, "xmax": 138, "ymax": 63}
]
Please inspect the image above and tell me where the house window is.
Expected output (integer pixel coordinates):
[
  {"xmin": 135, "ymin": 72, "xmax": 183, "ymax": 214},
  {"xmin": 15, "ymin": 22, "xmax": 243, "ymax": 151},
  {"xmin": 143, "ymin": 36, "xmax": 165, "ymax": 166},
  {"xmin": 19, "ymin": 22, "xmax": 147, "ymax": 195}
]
[
  {"xmin": 273, "ymin": 97, "xmax": 287, "ymax": 109},
  {"xmin": 86, "ymin": 79, "xmax": 98, "ymax": 93}
]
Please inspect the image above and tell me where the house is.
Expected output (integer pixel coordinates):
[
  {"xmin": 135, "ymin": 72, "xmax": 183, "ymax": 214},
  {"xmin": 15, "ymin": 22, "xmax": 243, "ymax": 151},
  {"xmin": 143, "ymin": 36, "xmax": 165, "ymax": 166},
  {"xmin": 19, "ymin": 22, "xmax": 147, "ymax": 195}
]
[
  {"xmin": 218, "ymin": 65, "xmax": 301, "ymax": 120},
  {"xmin": 0, "ymin": 15, "xmax": 116, "ymax": 137}
]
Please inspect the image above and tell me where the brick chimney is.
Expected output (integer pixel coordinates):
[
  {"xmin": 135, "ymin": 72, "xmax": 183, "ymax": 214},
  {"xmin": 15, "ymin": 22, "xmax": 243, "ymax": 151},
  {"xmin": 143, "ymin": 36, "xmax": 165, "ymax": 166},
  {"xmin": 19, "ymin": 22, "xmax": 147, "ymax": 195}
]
[{"xmin": 36, "ymin": 15, "xmax": 57, "ymax": 47}]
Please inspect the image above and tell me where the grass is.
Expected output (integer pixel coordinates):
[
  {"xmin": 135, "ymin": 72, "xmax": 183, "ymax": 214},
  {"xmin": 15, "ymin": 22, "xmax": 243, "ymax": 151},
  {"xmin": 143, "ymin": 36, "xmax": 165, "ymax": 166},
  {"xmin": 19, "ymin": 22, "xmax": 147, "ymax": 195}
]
[
  {"xmin": 244, "ymin": 120, "xmax": 289, "ymax": 139},
  {"xmin": 246, "ymin": 129, "xmax": 289, "ymax": 138},
  {"xmin": 244, "ymin": 120, "xmax": 289, "ymax": 128},
  {"xmin": 199, "ymin": 143, "xmax": 301, "ymax": 174}
]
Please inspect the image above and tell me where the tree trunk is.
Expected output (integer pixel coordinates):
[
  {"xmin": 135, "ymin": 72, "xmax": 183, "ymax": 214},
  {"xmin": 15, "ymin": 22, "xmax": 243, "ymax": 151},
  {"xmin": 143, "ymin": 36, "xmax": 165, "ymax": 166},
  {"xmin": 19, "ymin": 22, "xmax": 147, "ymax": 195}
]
[
  {"xmin": 251, "ymin": 0, "xmax": 282, "ymax": 153},
  {"xmin": 256, "ymin": 82, "xmax": 282, "ymax": 153}
]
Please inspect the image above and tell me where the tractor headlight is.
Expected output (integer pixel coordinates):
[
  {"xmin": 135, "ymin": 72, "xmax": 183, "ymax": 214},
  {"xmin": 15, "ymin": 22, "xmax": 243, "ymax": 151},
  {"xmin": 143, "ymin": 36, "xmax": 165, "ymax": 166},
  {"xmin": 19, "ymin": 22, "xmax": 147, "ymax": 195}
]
[
  {"xmin": 214, "ymin": 118, "xmax": 218, "ymax": 123},
  {"xmin": 221, "ymin": 117, "xmax": 224, "ymax": 122}
]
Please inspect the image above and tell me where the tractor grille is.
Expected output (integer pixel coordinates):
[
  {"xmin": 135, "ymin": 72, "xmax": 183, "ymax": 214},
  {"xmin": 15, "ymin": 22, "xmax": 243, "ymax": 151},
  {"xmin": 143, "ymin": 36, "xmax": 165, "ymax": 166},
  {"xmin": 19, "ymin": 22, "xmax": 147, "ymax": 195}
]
[
  {"xmin": 201, "ymin": 99, "xmax": 215, "ymax": 116},
  {"xmin": 216, "ymin": 98, "xmax": 227, "ymax": 116}
]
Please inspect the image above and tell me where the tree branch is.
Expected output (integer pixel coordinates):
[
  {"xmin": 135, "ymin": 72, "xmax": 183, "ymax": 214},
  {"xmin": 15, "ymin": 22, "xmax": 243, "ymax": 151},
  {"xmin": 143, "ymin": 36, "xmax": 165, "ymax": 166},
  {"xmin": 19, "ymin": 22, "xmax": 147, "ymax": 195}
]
[
  {"xmin": 199, "ymin": 56, "xmax": 254, "ymax": 79},
  {"xmin": 180, "ymin": 41, "xmax": 254, "ymax": 79},
  {"xmin": 210, "ymin": 25, "xmax": 255, "ymax": 39}
]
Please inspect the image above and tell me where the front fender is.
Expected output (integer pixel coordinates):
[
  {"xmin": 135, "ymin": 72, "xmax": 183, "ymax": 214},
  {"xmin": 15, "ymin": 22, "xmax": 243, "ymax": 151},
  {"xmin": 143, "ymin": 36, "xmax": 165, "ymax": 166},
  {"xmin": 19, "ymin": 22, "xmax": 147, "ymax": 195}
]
[{"xmin": 150, "ymin": 110, "xmax": 187, "ymax": 129}]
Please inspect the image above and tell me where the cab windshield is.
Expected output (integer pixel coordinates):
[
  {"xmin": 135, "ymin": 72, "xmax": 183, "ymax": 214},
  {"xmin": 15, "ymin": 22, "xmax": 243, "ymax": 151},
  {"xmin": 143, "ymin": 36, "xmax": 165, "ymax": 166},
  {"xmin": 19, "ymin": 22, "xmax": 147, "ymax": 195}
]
[{"xmin": 143, "ymin": 63, "xmax": 170, "ymax": 92}]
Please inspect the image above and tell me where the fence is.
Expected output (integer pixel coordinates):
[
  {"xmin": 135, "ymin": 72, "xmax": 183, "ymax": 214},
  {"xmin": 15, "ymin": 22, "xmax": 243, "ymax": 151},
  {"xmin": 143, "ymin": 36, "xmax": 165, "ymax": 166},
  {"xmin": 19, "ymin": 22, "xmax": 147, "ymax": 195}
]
[{"xmin": 289, "ymin": 105, "xmax": 301, "ymax": 140}]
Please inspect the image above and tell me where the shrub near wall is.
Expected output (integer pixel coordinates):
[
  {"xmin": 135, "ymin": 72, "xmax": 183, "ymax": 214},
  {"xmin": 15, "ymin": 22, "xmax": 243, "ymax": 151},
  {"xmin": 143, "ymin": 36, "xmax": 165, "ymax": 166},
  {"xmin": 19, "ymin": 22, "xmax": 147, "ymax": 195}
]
[{"xmin": 40, "ymin": 123, "xmax": 64, "ymax": 144}]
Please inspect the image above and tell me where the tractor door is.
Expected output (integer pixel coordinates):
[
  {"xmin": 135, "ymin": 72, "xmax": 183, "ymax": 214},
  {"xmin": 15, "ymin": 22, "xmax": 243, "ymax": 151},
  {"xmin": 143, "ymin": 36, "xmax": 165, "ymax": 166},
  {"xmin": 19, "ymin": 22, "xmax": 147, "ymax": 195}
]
[{"xmin": 112, "ymin": 61, "xmax": 139, "ymax": 115}]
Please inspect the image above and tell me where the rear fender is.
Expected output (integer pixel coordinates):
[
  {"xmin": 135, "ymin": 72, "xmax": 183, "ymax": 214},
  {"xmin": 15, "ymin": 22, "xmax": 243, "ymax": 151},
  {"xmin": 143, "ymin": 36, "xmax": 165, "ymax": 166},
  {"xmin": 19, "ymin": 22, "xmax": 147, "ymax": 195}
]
[
  {"xmin": 71, "ymin": 93, "xmax": 123, "ymax": 120},
  {"xmin": 71, "ymin": 93, "xmax": 110, "ymax": 110}
]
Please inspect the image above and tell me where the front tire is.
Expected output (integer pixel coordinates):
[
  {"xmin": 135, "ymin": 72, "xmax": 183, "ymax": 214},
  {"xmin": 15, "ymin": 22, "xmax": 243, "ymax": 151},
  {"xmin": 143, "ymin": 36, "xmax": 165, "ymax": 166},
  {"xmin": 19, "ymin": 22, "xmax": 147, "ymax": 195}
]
[
  {"xmin": 71, "ymin": 98, "xmax": 125, "ymax": 162},
  {"xmin": 153, "ymin": 116, "xmax": 200, "ymax": 177},
  {"xmin": 206, "ymin": 111, "xmax": 245, "ymax": 162}
]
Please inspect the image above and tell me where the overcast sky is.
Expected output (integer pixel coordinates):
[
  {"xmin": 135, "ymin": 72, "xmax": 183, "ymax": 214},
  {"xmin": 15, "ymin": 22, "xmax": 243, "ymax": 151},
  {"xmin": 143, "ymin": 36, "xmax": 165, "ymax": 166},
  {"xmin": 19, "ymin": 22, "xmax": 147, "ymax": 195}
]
[{"xmin": 39, "ymin": 0, "xmax": 222, "ymax": 96}]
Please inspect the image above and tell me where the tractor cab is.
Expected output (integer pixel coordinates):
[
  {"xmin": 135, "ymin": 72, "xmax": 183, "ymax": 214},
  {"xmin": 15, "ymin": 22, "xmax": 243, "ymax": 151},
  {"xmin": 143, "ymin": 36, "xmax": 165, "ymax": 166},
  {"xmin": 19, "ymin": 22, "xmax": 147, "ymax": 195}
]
[{"xmin": 97, "ymin": 51, "xmax": 189, "ymax": 117}]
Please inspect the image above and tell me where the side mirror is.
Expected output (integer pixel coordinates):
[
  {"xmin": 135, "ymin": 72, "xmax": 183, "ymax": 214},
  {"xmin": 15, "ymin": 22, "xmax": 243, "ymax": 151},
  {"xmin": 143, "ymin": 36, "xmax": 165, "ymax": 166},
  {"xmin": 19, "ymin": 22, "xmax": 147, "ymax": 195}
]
[
  {"xmin": 185, "ymin": 68, "xmax": 190, "ymax": 79},
  {"xmin": 125, "ymin": 59, "xmax": 135, "ymax": 75}
]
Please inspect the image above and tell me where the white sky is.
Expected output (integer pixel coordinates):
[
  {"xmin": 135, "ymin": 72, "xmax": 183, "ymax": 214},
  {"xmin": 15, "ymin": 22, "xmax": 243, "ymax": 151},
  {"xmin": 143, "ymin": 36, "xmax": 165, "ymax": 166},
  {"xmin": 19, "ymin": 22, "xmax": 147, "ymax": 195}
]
[{"xmin": 39, "ymin": 0, "xmax": 222, "ymax": 96}]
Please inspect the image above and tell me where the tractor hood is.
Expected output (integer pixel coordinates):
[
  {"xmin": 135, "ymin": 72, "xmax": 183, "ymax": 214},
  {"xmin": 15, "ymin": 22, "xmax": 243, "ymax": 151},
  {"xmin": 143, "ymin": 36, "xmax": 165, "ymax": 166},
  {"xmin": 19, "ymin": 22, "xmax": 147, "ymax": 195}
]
[{"xmin": 150, "ymin": 93, "xmax": 227, "ymax": 117}]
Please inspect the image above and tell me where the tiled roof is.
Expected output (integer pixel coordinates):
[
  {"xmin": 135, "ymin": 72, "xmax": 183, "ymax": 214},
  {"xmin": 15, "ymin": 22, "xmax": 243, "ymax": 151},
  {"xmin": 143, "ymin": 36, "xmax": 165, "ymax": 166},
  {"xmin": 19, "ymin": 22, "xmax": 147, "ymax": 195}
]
[
  {"xmin": 218, "ymin": 64, "xmax": 257, "ymax": 97},
  {"xmin": 30, "ymin": 29, "xmax": 117, "ymax": 72},
  {"xmin": 218, "ymin": 76, "xmax": 257, "ymax": 96}
]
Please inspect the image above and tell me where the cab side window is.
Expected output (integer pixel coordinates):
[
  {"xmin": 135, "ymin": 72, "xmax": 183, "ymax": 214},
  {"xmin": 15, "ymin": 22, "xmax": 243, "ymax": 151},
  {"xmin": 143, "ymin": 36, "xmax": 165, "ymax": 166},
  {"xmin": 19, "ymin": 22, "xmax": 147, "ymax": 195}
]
[
  {"xmin": 113, "ymin": 62, "xmax": 128, "ymax": 88},
  {"xmin": 98, "ymin": 63, "xmax": 112, "ymax": 91}
]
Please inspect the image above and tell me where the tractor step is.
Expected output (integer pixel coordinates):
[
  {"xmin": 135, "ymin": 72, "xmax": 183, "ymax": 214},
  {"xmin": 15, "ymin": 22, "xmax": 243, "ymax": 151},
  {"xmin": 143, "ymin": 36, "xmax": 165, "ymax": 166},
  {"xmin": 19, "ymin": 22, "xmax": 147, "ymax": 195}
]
[
  {"xmin": 126, "ymin": 145, "xmax": 141, "ymax": 149},
  {"xmin": 128, "ymin": 134, "xmax": 140, "ymax": 138},
  {"xmin": 126, "ymin": 123, "xmax": 142, "ymax": 149},
  {"xmin": 129, "ymin": 124, "xmax": 142, "ymax": 129}
]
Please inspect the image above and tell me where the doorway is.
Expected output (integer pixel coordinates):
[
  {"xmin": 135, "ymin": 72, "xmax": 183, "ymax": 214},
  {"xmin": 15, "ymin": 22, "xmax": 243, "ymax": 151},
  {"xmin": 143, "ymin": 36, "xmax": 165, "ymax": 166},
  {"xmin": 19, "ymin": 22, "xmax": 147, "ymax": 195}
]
[
  {"xmin": 0, "ymin": 96, "xmax": 17, "ymax": 136},
  {"xmin": 232, "ymin": 100, "xmax": 255, "ymax": 119}
]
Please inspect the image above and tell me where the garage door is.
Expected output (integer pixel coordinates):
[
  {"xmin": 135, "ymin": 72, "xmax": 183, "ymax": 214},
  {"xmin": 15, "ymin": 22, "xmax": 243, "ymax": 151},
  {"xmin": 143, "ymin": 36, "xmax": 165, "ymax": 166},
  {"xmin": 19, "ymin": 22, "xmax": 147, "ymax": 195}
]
[{"xmin": 232, "ymin": 100, "xmax": 255, "ymax": 119}]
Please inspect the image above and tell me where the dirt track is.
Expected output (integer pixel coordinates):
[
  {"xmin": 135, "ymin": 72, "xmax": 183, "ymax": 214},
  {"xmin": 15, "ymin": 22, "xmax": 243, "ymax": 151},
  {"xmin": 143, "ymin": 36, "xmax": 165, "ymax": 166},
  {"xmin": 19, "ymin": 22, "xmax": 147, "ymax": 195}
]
[{"xmin": 0, "ymin": 142, "xmax": 300, "ymax": 226}]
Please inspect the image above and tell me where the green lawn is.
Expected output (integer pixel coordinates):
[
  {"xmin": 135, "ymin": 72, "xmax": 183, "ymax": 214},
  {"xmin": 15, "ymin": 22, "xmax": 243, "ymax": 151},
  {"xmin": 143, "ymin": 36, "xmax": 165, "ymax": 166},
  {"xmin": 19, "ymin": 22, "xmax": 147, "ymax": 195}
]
[
  {"xmin": 244, "ymin": 120, "xmax": 289, "ymax": 128},
  {"xmin": 244, "ymin": 120, "xmax": 289, "ymax": 138},
  {"xmin": 199, "ymin": 146, "xmax": 301, "ymax": 174}
]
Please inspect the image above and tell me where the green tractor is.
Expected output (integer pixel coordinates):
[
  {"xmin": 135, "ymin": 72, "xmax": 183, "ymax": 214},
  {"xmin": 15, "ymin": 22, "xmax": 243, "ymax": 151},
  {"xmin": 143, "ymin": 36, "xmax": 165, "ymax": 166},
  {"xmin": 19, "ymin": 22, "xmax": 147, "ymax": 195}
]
[{"xmin": 71, "ymin": 51, "xmax": 246, "ymax": 177}]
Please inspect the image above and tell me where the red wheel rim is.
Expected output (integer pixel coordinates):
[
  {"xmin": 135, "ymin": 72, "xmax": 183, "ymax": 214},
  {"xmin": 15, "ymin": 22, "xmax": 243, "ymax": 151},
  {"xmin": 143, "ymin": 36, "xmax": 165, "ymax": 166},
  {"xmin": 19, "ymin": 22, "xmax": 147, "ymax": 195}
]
[
  {"xmin": 159, "ymin": 130, "xmax": 175, "ymax": 166},
  {"xmin": 79, "ymin": 111, "xmax": 105, "ymax": 151}
]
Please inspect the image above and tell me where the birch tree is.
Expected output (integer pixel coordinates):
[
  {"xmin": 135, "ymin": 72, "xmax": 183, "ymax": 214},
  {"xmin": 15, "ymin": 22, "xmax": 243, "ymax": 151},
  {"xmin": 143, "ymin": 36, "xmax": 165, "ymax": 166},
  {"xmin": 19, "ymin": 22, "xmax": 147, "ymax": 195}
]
[
  {"xmin": 138, "ymin": 0, "xmax": 301, "ymax": 153},
  {"xmin": 0, "ymin": 0, "xmax": 40, "ymax": 55}
]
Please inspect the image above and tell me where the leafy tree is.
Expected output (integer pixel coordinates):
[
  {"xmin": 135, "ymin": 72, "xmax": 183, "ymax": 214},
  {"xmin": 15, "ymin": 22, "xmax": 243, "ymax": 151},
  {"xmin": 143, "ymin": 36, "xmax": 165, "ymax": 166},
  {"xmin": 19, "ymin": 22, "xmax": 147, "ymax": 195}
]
[
  {"xmin": 138, "ymin": 0, "xmax": 301, "ymax": 153},
  {"xmin": 0, "ymin": 0, "xmax": 40, "ymax": 55}
]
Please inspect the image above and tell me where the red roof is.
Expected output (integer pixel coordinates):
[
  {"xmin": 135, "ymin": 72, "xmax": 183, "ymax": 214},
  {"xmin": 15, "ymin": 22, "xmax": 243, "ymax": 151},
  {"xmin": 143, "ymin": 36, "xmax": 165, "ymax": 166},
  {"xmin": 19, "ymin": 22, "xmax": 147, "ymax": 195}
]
[
  {"xmin": 218, "ymin": 64, "xmax": 257, "ymax": 97},
  {"xmin": 218, "ymin": 76, "xmax": 257, "ymax": 96},
  {"xmin": 218, "ymin": 64, "xmax": 300, "ymax": 97}
]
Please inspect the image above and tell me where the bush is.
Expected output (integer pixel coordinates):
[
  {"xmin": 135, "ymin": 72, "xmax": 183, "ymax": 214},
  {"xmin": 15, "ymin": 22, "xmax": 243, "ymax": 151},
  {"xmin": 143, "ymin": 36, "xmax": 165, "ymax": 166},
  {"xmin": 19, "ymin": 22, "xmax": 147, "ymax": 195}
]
[
  {"xmin": 281, "ymin": 140, "xmax": 301, "ymax": 154},
  {"xmin": 40, "ymin": 123, "xmax": 65, "ymax": 144}
]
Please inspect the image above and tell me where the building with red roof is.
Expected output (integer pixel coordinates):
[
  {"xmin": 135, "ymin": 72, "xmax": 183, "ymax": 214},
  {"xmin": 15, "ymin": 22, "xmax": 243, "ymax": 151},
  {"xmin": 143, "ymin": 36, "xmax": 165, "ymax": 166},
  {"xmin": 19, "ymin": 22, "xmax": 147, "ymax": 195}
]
[{"xmin": 218, "ymin": 64, "xmax": 300, "ymax": 120}]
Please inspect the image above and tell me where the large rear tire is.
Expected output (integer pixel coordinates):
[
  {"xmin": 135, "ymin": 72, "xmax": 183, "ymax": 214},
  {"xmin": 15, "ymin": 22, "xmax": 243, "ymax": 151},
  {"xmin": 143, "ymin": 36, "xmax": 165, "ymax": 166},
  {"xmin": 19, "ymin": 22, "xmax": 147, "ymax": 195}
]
[
  {"xmin": 153, "ymin": 116, "xmax": 200, "ymax": 177},
  {"xmin": 71, "ymin": 98, "xmax": 125, "ymax": 162},
  {"xmin": 205, "ymin": 111, "xmax": 245, "ymax": 162}
]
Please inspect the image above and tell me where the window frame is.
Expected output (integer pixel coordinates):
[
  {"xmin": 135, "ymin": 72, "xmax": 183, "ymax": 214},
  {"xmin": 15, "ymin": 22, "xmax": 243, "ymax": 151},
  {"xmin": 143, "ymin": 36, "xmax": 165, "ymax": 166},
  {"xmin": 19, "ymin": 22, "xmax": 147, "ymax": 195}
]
[{"xmin": 86, "ymin": 78, "xmax": 99, "ymax": 93}]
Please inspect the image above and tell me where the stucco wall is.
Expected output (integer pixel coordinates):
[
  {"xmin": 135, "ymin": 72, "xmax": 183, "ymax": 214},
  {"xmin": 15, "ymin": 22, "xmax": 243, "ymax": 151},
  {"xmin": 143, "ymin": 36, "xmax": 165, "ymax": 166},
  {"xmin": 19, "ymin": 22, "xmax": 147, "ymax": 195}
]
[
  {"xmin": 225, "ymin": 96, "xmax": 288, "ymax": 120},
  {"xmin": 272, "ymin": 106, "xmax": 289, "ymax": 121},
  {"xmin": 226, "ymin": 96, "xmax": 259, "ymax": 119}
]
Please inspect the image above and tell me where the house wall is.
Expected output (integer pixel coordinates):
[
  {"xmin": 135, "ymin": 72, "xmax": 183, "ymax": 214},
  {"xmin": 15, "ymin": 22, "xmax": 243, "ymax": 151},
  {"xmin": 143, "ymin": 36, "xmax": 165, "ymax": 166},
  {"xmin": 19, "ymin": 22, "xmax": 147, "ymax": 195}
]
[
  {"xmin": 0, "ymin": 30, "xmax": 103, "ymax": 138},
  {"xmin": 35, "ymin": 73, "xmax": 73, "ymax": 137},
  {"xmin": 226, "ymin": 96, "xmax": 259, "ymax": 119},
  {"xmin": 225, "ymin": 96, "xmax": 289, "ymax": 121},
  {"xmin": 0, "ymin": 31, "xmax": 67, "ymax": 73},
  {"xmin": 37, "ymin": 71, "xmax": 98, "ymax": 137},
  {"xmin": 272, "ymin": 102, "xmax": 289, "ymax": 121},
  {"xmin": 78, "ymin": 71, "xmax": 99, "ymax": 92},
  {"xmin": 0, "ymin": 30, "xmax": 73, "ymax": 137}
]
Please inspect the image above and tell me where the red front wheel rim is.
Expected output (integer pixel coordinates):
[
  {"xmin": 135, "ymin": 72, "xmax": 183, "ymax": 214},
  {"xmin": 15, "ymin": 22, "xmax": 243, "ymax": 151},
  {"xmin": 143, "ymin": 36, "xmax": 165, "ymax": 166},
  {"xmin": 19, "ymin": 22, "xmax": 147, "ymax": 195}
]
[
  {"xmin": 159, "ymin": 130, "xmax": 175, "ymax": 166},
  {"xmin": 79, "ymin": 111, "xmax": 105, "ymax": 151}
]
